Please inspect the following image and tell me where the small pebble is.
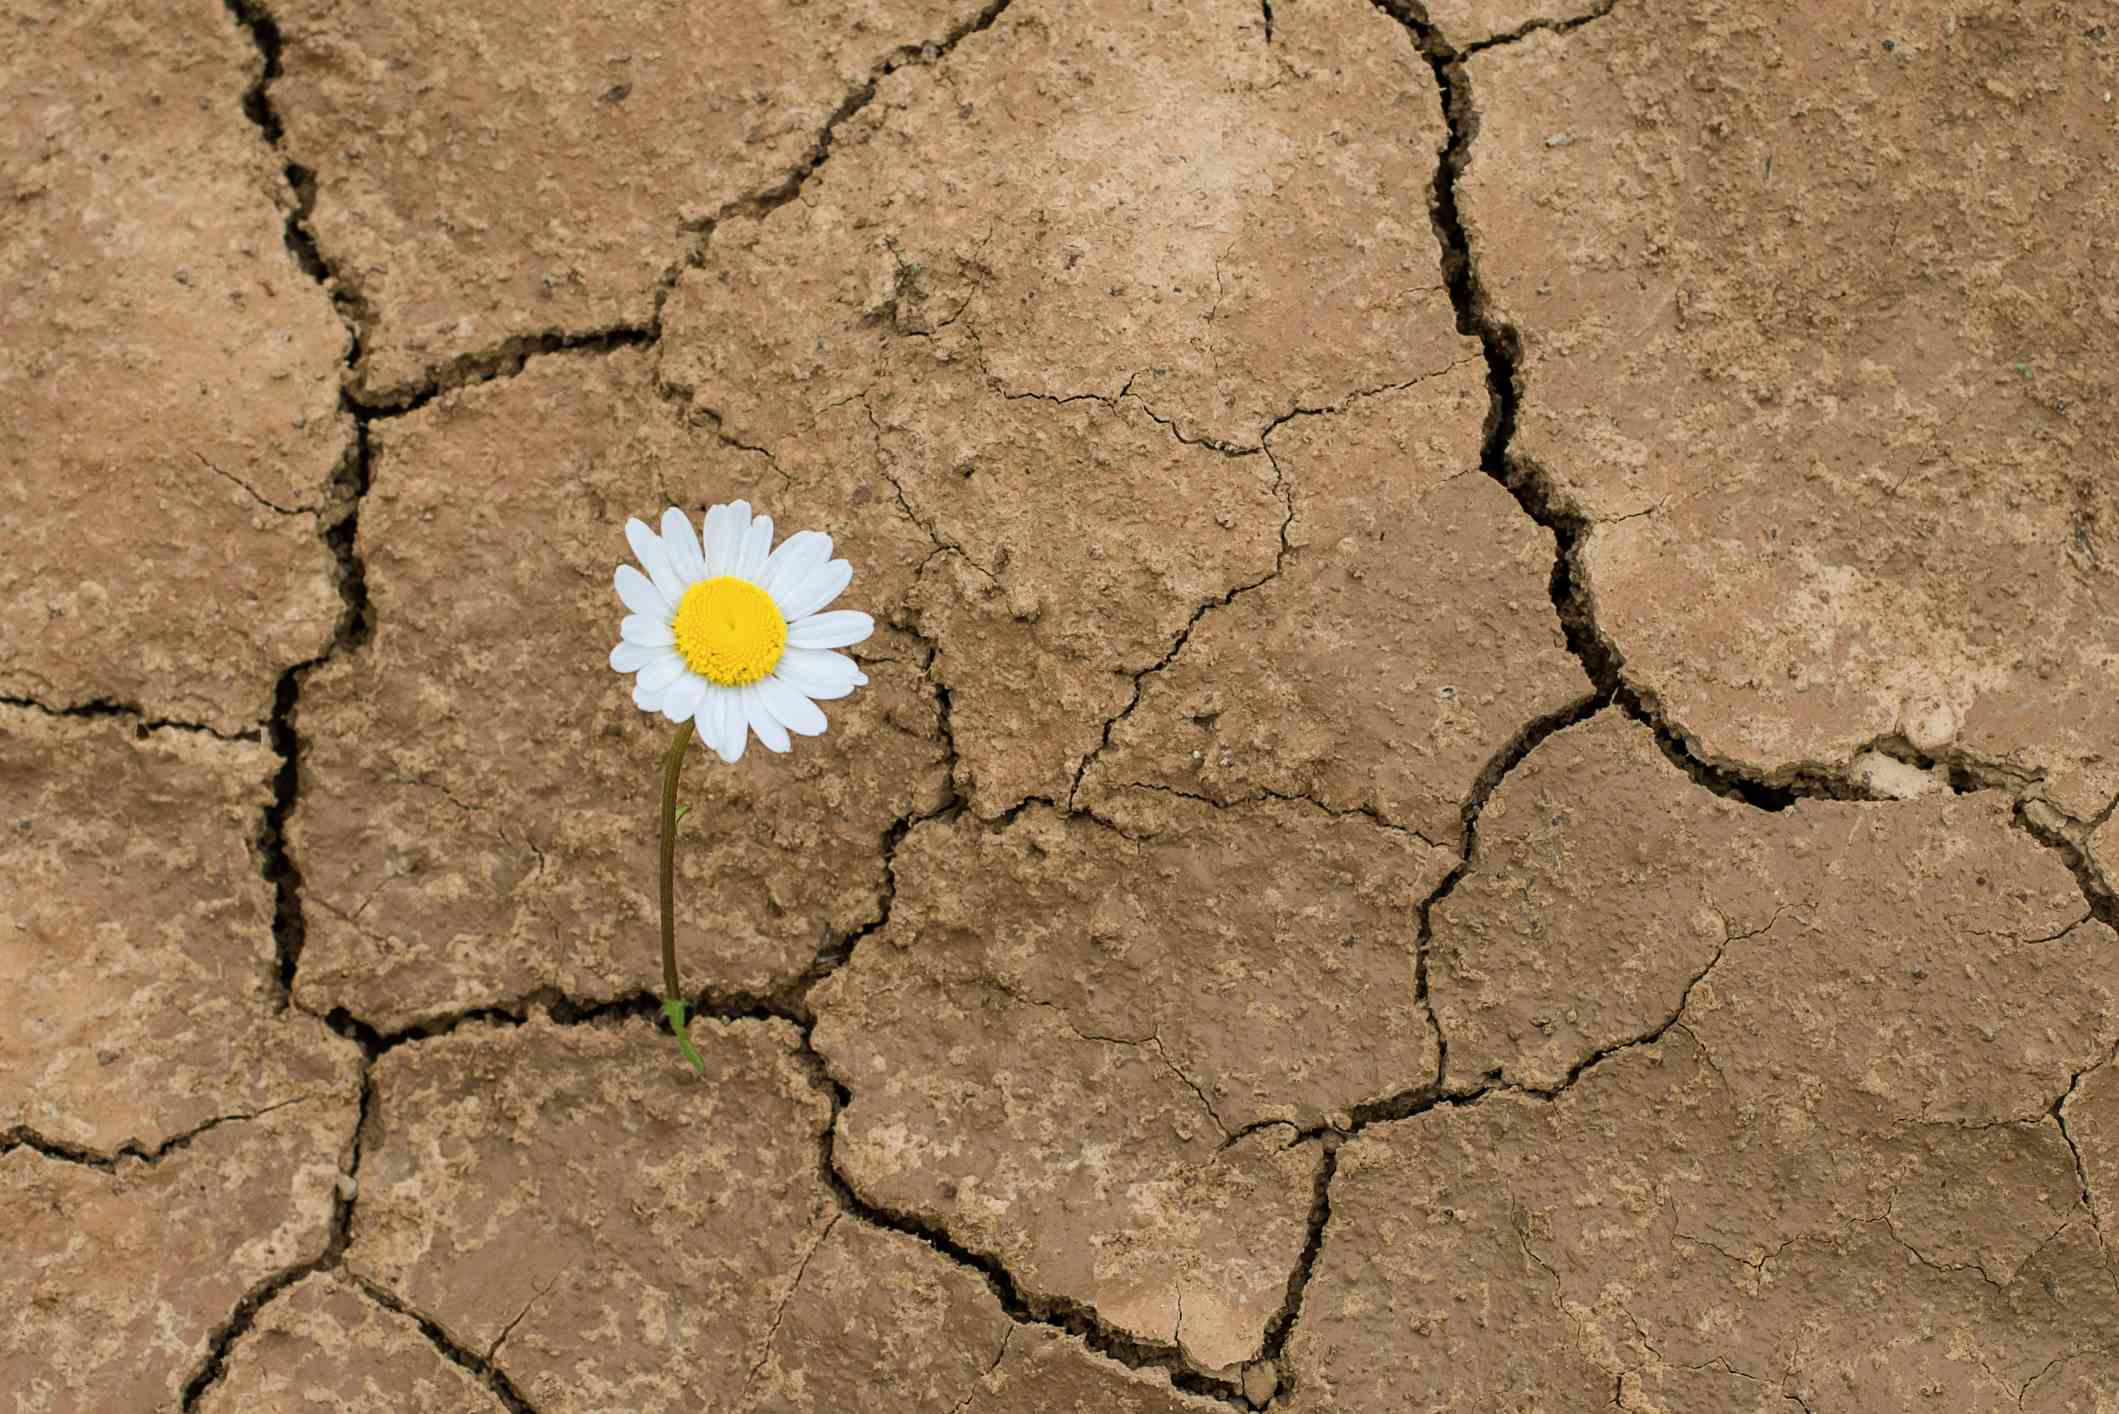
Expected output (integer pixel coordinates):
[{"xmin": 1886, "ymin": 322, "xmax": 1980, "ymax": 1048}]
[{"xmin": 1241, "ymin": 1361, "xmax": 1279, "ymax": 1408}]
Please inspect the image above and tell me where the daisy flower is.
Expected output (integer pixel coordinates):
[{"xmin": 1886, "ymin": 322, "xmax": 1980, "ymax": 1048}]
[{"xmin": 609, "ymin": 501, "xmax": 873, "ymax": 761}]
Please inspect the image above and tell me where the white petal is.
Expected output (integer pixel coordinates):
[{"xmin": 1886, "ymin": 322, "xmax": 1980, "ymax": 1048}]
[
  {"xmin": 735, "ymin": 514, "xmax": 774, "ymax": 581},
  {"xmin": 661, "ymin": 507, "xmax": 706, "ymax": 584},
  {"xmin": 773, "ymin": 648, "xmax": 866, "ymax": 701},
  {"xmin": 636, "ymin": 651, "xmax": 688, "ymax": 693},
  {"xmin": 774, "ymin": 558, "xmax": 852, "ymax": 622},
  {"xmin": 742, "ymin": 684, "xmax": 791, "ymax": 754},
  {"xmin": 627, "ymin": 519, "xmax": 684, "ymax": 607},
  {"xmin": 662, "ymin": 674, "xmax": 707, "ymax": 725},
  {"xmin": 760, "ymin": 530, "xmax": 832, "ymax": 601},
  {"xmin": 611, "ymin": 641, "xmax": 661, "ymax": 673},
  {"xmin": 695, "ymin": 688, "xmax": 728, "ymax": 762},
  {"xmin": 786, "ymin": 610, "xmax": 874, "ymax": 650},
  {"xmin": 632, "ymin": 681, "xmax": 665, "ymax": 713},
  {"xmin": 621, "ymin": 614, "xmax": 674, "ymax": 647},
  {"xmin": 698, "ymin": 504, "xmax": 731, "ymax": 576},
  {"xmin": 704, "ymin": 686, "xmax": 746, "ymax": 762},
  {"xmin": 703, "ymin": 500, "xmax": 752, "ymax": 577},
  {"xmin": 758, "ymin": 677, "xmax": 828, "ymax": 736},
  {"xmin": 614, "ymin": 564, "xmax": 669, "ymax": 618}
]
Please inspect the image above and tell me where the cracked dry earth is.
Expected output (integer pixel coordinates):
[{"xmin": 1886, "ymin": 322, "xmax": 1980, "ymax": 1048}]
[{"xmin": 5, "ymin": 0, "xmax": 2119, "ymax": 1411}]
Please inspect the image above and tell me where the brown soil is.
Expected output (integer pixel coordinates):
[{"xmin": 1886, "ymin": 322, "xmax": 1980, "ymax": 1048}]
[{"xmin": 4, "ymin": 0, "xmax": 2116, "ymax": 1410}]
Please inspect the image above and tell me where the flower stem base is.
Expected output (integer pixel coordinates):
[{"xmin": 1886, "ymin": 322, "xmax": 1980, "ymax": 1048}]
[
  {"xmin": 663, "ymin": 996, "xmax": 708, "ymax": 1076},
  {"xmin": 659, "ymin": 719, "xmax": 703, "ymax": 1076}
]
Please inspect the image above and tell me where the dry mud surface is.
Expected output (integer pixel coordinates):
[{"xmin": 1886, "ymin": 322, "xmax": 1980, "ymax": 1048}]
[{"xmin": 4, "ymin": 0, "xmax": 2117, "ymax": 1410}]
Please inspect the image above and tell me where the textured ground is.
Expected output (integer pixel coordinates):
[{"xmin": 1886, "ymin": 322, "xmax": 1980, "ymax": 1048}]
[{"xmin": 4, "ymin": 0, "xmax": 2118, "ymax": 1409}]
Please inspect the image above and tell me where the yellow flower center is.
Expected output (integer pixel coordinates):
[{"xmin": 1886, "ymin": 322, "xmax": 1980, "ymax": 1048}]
[{"xmin": 672, "ymin": 577, "xmax": 787, "ymax": 687}]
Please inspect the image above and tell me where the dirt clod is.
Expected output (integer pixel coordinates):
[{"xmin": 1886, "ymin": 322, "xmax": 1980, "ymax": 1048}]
[
  {"xmin": 0, "ymin": 1100, "xmax": 357, "ymax": 1410},
  {"xmin": 0, "ymin": 0, "xmax": 348, "ymax": 731},
  {"xmin": 814, "ymin": 793, "xmax": 1452, "ymax": 1373},
  {"xmin": 197, "ymin": 1272, "xmax": 509, "ymax": 1413},
  {"xmin": 265, "ymin": 0, "xmax": 1000, "ymax": 404},
  {"xmin": 1, "ymin": 713, "xmax": 362, "ymax": 1154},
  {"xmin": 348, "ymin": 1017, "xmax": 833, "ymax": 1413},
  {"xmin": 1462, "ymin": 2, "xmax": 2119, "ymax": 812}
]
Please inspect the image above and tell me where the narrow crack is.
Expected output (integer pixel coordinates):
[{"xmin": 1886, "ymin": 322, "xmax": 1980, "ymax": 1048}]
[
  {"xmin": 222, "ymin": 1, "xmax": 369, "ymax": 369},
  {"xmin": 177, "ymin": 1072, "xmax": 371, "ymax": 1409},
  {"xmin": 2052, "ymin": 1038, "xmax": 2119, "ymax": 1289},
  {"xmin": 947, "ymin": 1326, "xmax": 1014, "ymax": 1414},
  {"xmin": 740, "ymin": 1212, "xmax": 842, "ymax": 1402},
  {"xmin": 190, "ymin": 450, "xmax": 315, "ymax": 516},
  {"xmin": 1253, "ymin": 353, "xmax": 1480, "ymax": 448},
  {"xmin": 2, "ymin": 1096, "xmax": 314, "ymax": 1173},
  {"xmin": 348, "ymin": 329, "xmax": 657, "ymax": 419},
  {"xmin": 262, "ymin": 661, "xmax": 314, "ymax": 1004},
  {"xmin": 486, "ymin": 1276, "xmax": 558, "ymax": 1365},
  {"xmin": 177, "ymin": 22, "xmax": 424, "ymax": 1405},
  {"xmin": 1109, "ymin": 780, "xmax": 1447, "ymax": 850},
  {"xmin": 261, "ymin": 423, "xmax": 371, "ymax": 1007},
  {"xmin": 345, "ymin": 1274, "xmax": 542, "ymax": 1414},
  {"xmin": 0, "ymin": 693, "xmax": 259, "ymax": 744},
  {"xmin": 170, "ymin": 1009, "xmax": 542, "ymax": 1412},
  {"xmin": 692, "ymin": 0, "xmax": 1016, "ymax": 236},
  {"xmin": 1513, "ymin": 1210, "xmax": 1620, "ymax": 1366},
  {"xmin": 1254, "ymin": 1140, "xmax": 1336, "ymax": 1394},
  {"xmin": 1458, "ymin": 0, "xmax": 1619, "ymax": 57},
  {"xmin": 1507, "ymin": 905, "xmax": 1777, "ymax": 1101},
  {"xmin": 1874, "ymin": 1209, "xmax": 2021, "ymax": 1292},
  {"xmin": 1223, "ymin": 695, "xmax": 1607, "ymax": 1400},
  {"xmin": 1067, "ymin": 447, "xmax": 1296, "ymax": 809},
  {"xmin": 2016, "ymin": 799, "xmax": 2119, "ymax": 935},
  {"xmin": 794, "ymin": 1050, "xmax": 1253, "ymax": 1408}
]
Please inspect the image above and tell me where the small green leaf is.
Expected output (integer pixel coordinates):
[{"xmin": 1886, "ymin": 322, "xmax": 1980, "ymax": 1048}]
[
  {"xmin": 673, "ymin": 803, "xmax": 691, "ymax": 826},
  {"xmin": 662, "ymin": 997, "xmax": 708, "ymax": 1077}
]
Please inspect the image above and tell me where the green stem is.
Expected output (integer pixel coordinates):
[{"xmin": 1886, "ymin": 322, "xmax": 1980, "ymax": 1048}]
[{"xmin": 659, "ymin": 720, "xmax": 705, "ymax": 1075}]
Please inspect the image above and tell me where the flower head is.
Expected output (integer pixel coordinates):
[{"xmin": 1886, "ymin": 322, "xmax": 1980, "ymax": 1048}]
[{"xmin": 610, "ymin": 501, "xmax": 873, "ymax": 762}]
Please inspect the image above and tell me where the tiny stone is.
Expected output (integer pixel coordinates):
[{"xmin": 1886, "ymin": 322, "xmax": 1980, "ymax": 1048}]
[
  {"xmin": 1242, "ymin": 1360, "xmax": 1280, "ymax": 1407},
  {"xmin": 1901, "ymin": 698, "xmax": 1959, "ymax": 754},
  {"xmin": 1851, "ymin": 750, "xmax": 1941, "ymax": 801}
]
